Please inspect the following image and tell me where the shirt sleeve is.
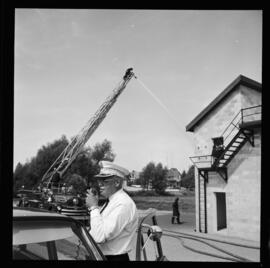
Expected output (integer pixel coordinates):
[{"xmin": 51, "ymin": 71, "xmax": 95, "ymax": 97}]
[{"xmin": 89, "ymin": 203, "xmax": 132, "ymax": 244}]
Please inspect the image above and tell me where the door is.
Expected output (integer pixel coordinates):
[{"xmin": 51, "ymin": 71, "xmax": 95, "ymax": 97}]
[{"xmin": 216, "ymin": 192, "xmax": 227, "ymax": 230}]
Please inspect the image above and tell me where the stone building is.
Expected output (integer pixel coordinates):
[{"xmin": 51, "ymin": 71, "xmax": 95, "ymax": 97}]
[{"xmin": 186, "ymin": 75, "xmax": 261, "ymax": 242}]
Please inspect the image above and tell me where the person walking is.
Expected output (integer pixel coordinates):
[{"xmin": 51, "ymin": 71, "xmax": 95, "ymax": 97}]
[
  {"xmin": 171, "ymin": 197, "xmax": 181, "ymax": 224},
  {"xmin": 86, "ymin": 161, "xmax": 138, "ymax": 261}
]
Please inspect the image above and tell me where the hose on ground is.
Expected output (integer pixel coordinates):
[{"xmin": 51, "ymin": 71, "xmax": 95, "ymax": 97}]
[
  {"xmin": 162, "ymin": 228, "xmax": 259, "ymax": 249},
  {"xmin": 163, "ymin": 231, "xmax": 254, "ymax": 262}
]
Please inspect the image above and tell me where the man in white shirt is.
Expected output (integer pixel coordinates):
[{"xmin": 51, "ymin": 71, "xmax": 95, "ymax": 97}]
[{"xmin": 86, "ymin": 161, "xmax": 138, "ymax": 261}]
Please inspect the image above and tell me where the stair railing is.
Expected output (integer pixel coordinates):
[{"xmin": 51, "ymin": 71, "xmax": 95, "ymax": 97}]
[
  {"xmin": 220, "ymin": 105, "xmax": 261, "ymax": 148},
  {"xmin": 220, "ymin": 111, "xmax": 242, "ymax": 148},
  {"xmin": 241, "ymin": 105, "xmax": 262, "ymax": 124},
  {"xmin": 189, "ymin": 105, "xmax": 261, "ymax": 172}
]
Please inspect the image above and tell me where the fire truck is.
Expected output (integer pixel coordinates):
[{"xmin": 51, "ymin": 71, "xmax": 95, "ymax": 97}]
[{"xmin": 18, "ymin": 68, "xmax": 167, "ymax": 261}]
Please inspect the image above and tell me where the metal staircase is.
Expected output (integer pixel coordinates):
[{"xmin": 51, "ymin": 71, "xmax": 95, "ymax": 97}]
[
  {"xmin": 190, "ymin": 105, "xmax": 261, "ymax": 182},
  {"xmin": 212, "ymin": 128, "xmax": 254, "ymax": 169},
  {"xmin": 212, "ymin": 105, "xmax": 261, "ymax": 170}
]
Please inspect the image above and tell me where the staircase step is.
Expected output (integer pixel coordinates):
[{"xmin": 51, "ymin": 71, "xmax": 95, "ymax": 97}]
[{"xmin": 212, "ymin": 127, "xmax": 253, "ymax": 169}]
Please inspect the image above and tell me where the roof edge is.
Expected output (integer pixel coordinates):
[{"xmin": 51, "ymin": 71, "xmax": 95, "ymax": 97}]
[{"xmin": 186, "ymin": 75, "xmax": 261, "ymax": 132}]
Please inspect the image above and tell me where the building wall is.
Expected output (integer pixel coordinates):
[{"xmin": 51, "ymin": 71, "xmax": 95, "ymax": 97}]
[
  {"xmin": 193, "ymin": 88, "xmax": 242, "ymax": 234},
  {"xmin": 192, "ymin": 86, "xmax": 261, "ymax": 156},
  {"xmin": 206, "ymin": 129, "xmax": 261, "ymax": 241},
  {"xmin": 226, "ymin": 129, "xmax": 261, "ymax": 241},
  {"xmin": 193, "ymin": 88, "xmax": 242, "ymax": 156},
  {"xmin": 240, "ymin": 85, "xmax": 262, "ymax": 108},
  {"xmin": 192, "ymin": 85, "xmax": 261, "ymax": 241}
]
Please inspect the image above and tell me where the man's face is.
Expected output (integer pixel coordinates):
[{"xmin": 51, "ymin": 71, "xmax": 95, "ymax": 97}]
[{"xmin": 98, "ymin": 177, "xmax": 119, "ymax": 198}]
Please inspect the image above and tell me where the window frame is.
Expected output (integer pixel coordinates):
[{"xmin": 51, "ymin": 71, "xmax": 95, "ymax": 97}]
[{"xmin": 13, "ymin": 213, "xmax": 105, "ymax": 260}]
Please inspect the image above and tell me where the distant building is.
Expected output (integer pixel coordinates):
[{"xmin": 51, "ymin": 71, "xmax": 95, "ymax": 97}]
[
  {"xmin": 186, "ymin": 75, "xmax": 261, "ymax": 242},
  {"xmin": 166, "ymin": 168, "xmax": 181, "ymax": 188},
  {"xmin": 130, "ymin": 170, "xmax": 140, "ymax": 183}
]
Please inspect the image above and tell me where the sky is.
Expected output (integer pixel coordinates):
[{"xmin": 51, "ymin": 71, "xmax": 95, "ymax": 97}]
[{"xmin": 14, "ymin": 9, "xmax": 262, "ymax": 173}]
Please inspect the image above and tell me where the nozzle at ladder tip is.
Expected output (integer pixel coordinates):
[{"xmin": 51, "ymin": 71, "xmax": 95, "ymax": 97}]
[{"xmin": 123, "ymin": 67, "xmax": 135, "ymax": 80}]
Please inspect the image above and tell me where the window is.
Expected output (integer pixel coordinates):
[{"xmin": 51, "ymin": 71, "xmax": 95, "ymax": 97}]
[
  {"xmin": 13, "ymin": 220, "xmax": 92, "ymax": 260},
  {"xmin": 13, "ymin": 243, "xmax": 49, "ymax": 260},
  {"xmin": 55, "ymin": 236, "xmax": 89, "ymax": 260}
]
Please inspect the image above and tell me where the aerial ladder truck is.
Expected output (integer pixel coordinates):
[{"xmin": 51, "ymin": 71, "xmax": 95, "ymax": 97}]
[
  {"xmin": 38, "ymin": 68, "xmax": 166, "ymax": 261},
  {"xmin": 40, "ymin": 68, "xmax": 136, "ymax": 188}
]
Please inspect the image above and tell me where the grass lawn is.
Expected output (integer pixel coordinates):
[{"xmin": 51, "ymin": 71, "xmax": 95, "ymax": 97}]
[{"xmin": 128, "ymin": 188, "xmax": 195, "ymax": 212}]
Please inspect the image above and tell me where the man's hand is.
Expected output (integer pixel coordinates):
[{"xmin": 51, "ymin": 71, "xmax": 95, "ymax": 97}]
[{"xmin": 86, "ymin": 188, "xmax": 99, "ymax": 208}]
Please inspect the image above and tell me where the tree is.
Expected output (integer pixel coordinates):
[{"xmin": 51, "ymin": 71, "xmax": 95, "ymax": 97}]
[
  {"xmin": 86, "ymin": 139, "xmax": 116, "ymax": 187},
  {"xmin": 151, "ymin": 163, "xmax": 168, "ymax": 195},
  {"xmin": 134, "ymin": 177, "xmax": 142, "ymax": 185},
  {"xmin": 91, "ymin": 139, "xmax": 115, "ymax": 164},
  {"xmin": 65, "ymin": 174, "xmax": 87, "ymax": 195},
  {"xmin": 13, "ymin": 136, "xmax": 116, "ymax": 192},
  {"xmin": 140, "ymin": 162, "xmax": 168, "ymax": 194},
  {"xmin": 32, "ymin": 135, "xmax": 70, "ymax": 186},
  {"xmin": 181, "ymin": 170, "xmax": 187, "ymax": 179},
  {"xmin": 13, "ymin": 162, "xmax": 30, "ymax": 192},
  {"xmin": 66, "ymin": 147, "xmax": 93, "ymax": 183},
  {"xmin": 14, "ymin": 162, "xmax": 24, "ymax": 191},
  {"xmin": 140, "ymin": 162, "xmax": 155, "ymax": 190},
  {"xmin": 180, "ymin": 165, "xmax": 195, "ymax": 189}
]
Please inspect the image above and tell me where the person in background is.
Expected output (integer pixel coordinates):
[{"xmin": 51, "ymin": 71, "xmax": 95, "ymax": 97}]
[
  {"xmin": 86, "ymin": 161, "xmax": 138, "ymax": 261},
  {"xmin": 171, "ymin": 197, "xmax": 181, "ymax": 224}
]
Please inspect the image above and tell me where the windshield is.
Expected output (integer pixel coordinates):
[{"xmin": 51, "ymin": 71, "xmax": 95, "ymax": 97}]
[{"xmin": 13, "ymin": 220, "xmax": 99, "ymax": 260}]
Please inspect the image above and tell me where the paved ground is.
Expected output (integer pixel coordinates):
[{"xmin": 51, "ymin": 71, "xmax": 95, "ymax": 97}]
[
  {"xmin": 13, "ymin": 197, "xmax": 261, "ymax": 262},
  {"xmin": 129, "ymin": 209, "xmax": 260, "ymax": 262}
]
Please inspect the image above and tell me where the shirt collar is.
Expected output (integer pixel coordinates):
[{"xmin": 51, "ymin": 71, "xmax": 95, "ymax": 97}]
[{"xmin": 108, "ymin": 188, "xmax": 124, "ymax": 202}]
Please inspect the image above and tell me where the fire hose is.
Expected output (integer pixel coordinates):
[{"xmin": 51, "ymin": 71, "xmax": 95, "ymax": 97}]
[{"xmin": 162, "ymin": 229, "xmax": 256, "ymax": 262}]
